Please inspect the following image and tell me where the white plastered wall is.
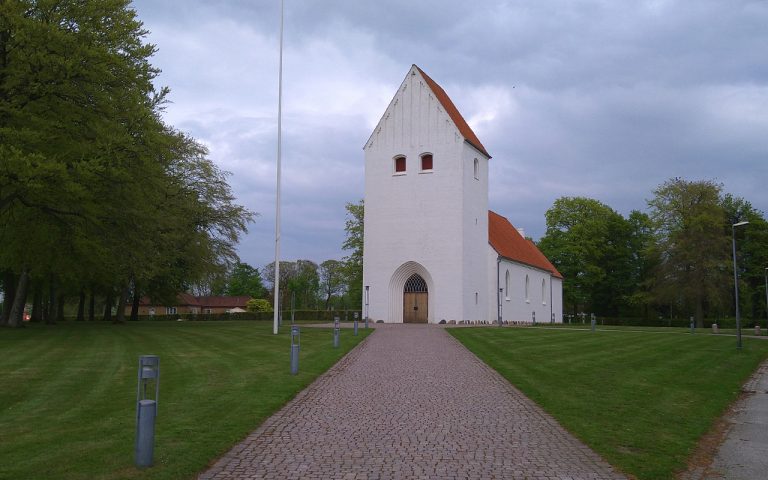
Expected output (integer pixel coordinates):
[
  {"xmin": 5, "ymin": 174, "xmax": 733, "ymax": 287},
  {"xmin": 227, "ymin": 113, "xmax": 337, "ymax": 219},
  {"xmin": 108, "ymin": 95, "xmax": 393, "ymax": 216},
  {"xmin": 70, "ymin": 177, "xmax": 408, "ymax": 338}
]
[{"xmin": 363, "ymin": 66, "xmax": 487, "ymax": 323}]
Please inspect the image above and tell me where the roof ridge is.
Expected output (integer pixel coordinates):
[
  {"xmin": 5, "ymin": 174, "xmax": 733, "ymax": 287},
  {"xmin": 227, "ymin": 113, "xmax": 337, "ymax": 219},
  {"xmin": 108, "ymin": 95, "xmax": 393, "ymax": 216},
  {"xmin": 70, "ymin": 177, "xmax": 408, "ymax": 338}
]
[{"xmin": 414, "ymin": 65, "xmax": 491, "ymax": 158}]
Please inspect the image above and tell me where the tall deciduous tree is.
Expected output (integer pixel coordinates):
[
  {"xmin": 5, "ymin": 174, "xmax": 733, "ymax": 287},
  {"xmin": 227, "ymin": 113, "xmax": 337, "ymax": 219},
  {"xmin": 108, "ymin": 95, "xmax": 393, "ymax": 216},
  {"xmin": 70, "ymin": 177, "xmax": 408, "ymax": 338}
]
[
  {"xmin": 225, "ymin": 262, "xmax": 264, "ymax": 298},
  {"xmin": 319, "ymin": 259, "xmax": 345, "ymax": 310},
  {"xmin": 538, "ymin": 197, "xmax": 637, "ymax": 316},
  {"xmin": 647, "ymin": 178, "xmax": 730, "ymax": 327},
  {"xmin": 341, "ymin": 200, "xmax": 363, "ymax": 309}
]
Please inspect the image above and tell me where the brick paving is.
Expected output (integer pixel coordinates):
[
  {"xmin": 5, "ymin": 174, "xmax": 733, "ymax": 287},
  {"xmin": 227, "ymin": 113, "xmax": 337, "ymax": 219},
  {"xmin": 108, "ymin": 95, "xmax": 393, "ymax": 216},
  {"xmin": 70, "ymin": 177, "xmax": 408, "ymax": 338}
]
[{"xmin": 199, "ymin": 324, "xmax": 626, "ymax": 479}]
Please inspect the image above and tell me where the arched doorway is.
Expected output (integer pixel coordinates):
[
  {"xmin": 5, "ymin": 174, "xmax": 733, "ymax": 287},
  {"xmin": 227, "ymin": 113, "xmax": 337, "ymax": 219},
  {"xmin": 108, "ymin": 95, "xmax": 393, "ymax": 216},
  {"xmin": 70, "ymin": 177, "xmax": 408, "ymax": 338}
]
[{"xmin": 403, "ymin": 274, "xmax": 428, "ymax": 323}]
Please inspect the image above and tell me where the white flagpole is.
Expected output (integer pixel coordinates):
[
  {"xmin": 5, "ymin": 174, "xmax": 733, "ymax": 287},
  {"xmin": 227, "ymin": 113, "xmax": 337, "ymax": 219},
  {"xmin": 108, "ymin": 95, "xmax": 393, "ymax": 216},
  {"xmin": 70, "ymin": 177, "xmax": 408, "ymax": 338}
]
[{"xmin": 273, "ymin": 0, "xmax": 284, "ymax": 335}]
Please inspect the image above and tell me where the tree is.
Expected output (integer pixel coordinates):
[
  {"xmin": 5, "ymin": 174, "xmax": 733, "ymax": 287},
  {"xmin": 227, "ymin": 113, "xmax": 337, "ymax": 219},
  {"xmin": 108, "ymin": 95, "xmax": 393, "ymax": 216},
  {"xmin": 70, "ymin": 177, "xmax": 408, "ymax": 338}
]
[
  {"xmin": 0, "ymin": 1, "xmax": 253, "ymax": 326},
  {"xmin": 319, "ymin": 260, "xmax": 345, "ymax": 310},
  {"xmin": 263, "ymin": 260, "xmax": 320, "ymax": 310},
  {"xmin": 721, "ymin": 194, "xmax": 768, "ymax": 322},
  {"xmin": 224, "ymin": 262, "xmax": 264, "ymax": 298},
  {"xmin": 647, "ymin": 178, "xmax": 730, "ymax": 327},
  {"xmin": 538, "ymin": 197, "xmax": 636, "ymax": 316},
  {"xmin": 341, "ymin": 200, "xmax": 364, "ymax": 309},
  {"xmin": 246, "ymin": 298, "xmax": 272, "ymax": 312}
]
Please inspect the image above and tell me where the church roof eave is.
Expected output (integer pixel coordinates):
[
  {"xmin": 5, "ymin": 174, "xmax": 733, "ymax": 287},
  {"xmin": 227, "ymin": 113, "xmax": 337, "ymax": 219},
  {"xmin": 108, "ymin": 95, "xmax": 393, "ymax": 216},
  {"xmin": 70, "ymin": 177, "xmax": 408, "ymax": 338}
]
[{"xmin": 488, "ymin": 210, "xmax": 563, "ymax": 279}]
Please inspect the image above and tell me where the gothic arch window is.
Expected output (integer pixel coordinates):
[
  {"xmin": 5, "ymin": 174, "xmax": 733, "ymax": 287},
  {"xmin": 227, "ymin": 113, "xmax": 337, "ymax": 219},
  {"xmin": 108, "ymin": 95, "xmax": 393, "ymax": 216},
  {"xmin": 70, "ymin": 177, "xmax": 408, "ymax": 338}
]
[
  {"xmin": 525, "ymin": 274, "xmax": 530, "ymax": 302},
  {"xmin": 394, "ymin": 155, "xmax": 406, "ymax": 174},
  {"xmin": 404, "ymin": 274, "xmax": 428, "ymax": 293},
  {"xmin": 473, "ymin": 158, "xmax": 479, "ymax": 180},
  {"xmin": 420, "ymin": 153, "xmax": 433, "ymax": 171},
  {"xmin": 505, "ymin": 270, "xmax": 510, "ymax": 300}
]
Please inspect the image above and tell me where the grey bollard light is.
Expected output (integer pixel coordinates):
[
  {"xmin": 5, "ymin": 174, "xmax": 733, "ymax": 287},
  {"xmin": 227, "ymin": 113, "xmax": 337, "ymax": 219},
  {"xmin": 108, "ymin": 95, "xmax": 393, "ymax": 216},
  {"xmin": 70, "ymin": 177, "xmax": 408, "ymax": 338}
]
[
  {"xmin": 532, "ymin": 311, "xmax": 536, "ymax": 325},
  {"xmin": 290, "ymin": 325, "xmax": 300, "ymax": 375},
  {"xmin": 690, "ymin": 316, "xmax": 695, "ymax": 334},
  {"xmin": 333, "ymin": 317, "xmax": 340, "ymax": 348},
  {"xmin": 353, "ymin": 312, "xmax": 359, "ymax": 336},
  {"xmin": 590, "ymin": 314, "xmax": 596, "ymax": 332},
  {"xmin": 135, "ymin": 355, "xmax": 159, "ymax": 468}
]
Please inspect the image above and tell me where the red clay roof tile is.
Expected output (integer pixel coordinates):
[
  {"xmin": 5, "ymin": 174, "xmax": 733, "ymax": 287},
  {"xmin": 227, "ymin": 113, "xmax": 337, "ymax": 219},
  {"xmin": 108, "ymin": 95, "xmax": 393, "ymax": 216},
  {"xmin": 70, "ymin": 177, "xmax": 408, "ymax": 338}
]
[
  {"xmin": 488, "ymin": 210, "xmax": 562, "ymax": 278},
  {"xmin": 415, "ymin": 65, "xmax": 491, "ymax": 158}
]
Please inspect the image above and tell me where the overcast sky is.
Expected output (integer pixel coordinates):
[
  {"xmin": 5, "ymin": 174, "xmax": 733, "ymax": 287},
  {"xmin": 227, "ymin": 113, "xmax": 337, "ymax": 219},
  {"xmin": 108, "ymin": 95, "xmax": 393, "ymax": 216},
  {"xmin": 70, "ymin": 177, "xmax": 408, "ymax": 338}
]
[{"xmin": 132, "ymin": 0, "xmax": 768, "ymax": 270}]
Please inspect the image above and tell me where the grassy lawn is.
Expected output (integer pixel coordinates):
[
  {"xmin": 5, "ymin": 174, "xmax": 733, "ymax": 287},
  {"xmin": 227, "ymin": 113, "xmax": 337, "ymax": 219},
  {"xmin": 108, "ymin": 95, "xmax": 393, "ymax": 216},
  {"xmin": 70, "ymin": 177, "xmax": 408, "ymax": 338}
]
[
  {"xmin": 448, "ymin": 327, "xmax": 768, "ymax": 480},
  {"xmin": 0, "ymin": 321, "xmax": 370, "ymax": 480}
]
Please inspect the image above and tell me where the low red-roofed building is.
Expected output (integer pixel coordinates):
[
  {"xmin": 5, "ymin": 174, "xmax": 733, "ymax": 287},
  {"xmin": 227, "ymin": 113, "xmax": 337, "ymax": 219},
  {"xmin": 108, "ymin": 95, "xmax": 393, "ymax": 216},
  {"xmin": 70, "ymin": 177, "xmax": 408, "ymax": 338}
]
[
  {"xmin": 126, "ymin": 294, "xmax": 251, "ymax": 316},
  {"xmin": 362, "ymin": 65, "xmax": 562, "ymax": 323}
]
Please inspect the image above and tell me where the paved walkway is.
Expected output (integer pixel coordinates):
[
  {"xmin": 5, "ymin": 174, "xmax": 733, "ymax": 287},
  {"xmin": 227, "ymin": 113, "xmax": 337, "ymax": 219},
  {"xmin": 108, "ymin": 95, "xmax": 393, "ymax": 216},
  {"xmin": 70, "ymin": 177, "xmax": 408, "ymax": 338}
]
[
  {"xmin": 200, "ymin": 325, "xmax": 626, "ymax": 479},
  {"xmin": 698, "ymin": 360, "xmax": 768, "ymax": 479}
]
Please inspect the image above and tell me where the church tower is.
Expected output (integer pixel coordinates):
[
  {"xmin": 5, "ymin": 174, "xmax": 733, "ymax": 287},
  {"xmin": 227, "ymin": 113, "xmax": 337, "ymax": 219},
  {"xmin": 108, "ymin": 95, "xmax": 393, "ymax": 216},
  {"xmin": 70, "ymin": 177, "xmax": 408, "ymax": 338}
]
[{"xmin": 362, "ymin": 65, "xmax": 491, "ymax": 323}]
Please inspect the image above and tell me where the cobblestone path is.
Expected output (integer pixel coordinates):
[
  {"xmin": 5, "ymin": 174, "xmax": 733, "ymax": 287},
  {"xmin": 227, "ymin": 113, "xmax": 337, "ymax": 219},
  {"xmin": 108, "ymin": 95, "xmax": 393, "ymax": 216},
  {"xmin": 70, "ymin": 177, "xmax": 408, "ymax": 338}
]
[{"xmin": 200, "ymin": 325, "xmax": 626, "ymax": 479}]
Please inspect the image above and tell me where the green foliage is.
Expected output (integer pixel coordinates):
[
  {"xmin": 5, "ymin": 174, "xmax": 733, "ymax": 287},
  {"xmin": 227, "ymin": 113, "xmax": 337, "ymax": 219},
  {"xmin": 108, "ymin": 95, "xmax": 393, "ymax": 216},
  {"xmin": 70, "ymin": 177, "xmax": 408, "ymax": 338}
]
[
  {"xmin": 319, "ymin": 259, "xmax": 345, "ymax": 310},
  {"xmin": 0, "ymin": 1, "xmax": 253, "ymax": 326},
  {"xmin": 450, "ymin": 327, "xmax": 768, "ymax": 480},
  {"xmin": 647, "ymin": 178, "xmax": 730, "ymax": 326},
  {"xmin": 246, "ymin": 298, "xmax": 272, "ymax": 312},
  {"xmin": 341, "ymin": 199, "xmax": 364, "ymax": 309},
  {"xmin": 263, "ymin": 260, "xmax": 321, "ymax": 310},
  {"xmin": 538, "ymin": 197, "xmax": 645, "ymax": 316},
  {"xmin": 225, "ymin": 262, "xmax": 265, "ymax": 298}
]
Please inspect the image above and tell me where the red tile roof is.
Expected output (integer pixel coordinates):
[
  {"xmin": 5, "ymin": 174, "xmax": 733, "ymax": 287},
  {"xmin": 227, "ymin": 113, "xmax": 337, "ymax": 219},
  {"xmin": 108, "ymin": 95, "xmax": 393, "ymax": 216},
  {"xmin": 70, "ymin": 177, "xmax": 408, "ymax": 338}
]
[
  {"xmin": 139, "ymin": 294, "xmax": 251, "ymax": 309},
  {"xmin": 488, "ymin": 211, "xmax": 563, "ymax": 278},
  {"xmin": 415, "ymin": 65, "xmax": 491, "ymax": 158},
  {"xmin": 196, "ymin": 296, "xmax": 250, "ymax": 309}
]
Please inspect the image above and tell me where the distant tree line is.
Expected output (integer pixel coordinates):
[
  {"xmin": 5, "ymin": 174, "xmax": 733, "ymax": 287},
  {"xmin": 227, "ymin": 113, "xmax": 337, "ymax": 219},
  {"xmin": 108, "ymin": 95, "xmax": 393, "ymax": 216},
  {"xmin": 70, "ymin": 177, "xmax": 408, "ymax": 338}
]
[
  {"xmin": 0, "ymin": 1, "xmax": 253, "ymax": 327},
  {"xmin": 538, "ymin": 178, "xmax": 768, "ymax": 326},
  {"xmin": 164, "ymin": 200, "xmax": 363, "ymax": 314}
]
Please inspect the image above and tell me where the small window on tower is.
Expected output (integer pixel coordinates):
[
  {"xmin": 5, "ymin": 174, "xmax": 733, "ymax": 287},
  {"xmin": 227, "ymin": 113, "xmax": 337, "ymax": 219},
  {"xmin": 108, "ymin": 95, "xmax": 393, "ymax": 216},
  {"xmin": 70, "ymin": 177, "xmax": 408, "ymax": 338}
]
[
  {"xmin": 420, "ymin": 153, "xmax": 433, "ymax": 171},
  {"xmin": 394, "ymin": 156, "xmax": 406, "ymax": 173}
]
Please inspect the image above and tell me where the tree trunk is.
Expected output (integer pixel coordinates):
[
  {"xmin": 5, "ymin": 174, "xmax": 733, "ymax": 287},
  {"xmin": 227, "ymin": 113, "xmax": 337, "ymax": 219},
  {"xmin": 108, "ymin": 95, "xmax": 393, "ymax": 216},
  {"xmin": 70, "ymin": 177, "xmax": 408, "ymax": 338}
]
[
  {"xmin": 76, "ymin": 289, "xmax": 85, "ymax": 321},
  {"xmin": 88, "ymin": 291, "xmax": 95, "ymax": 321},
  {"xmin": 7, "ymin": 269, "xmax": 30, "ymax": 328},
  {"xmin": 103, "ymin": 290, "xmax": 114, "ymax": 322},
  {"xmin": 46, "ymin": 281, "xmax": 57, "ymax": 325},
  {"xmin": 56, "ymin": 294, "xmax": 65, "ymax": 322},
  {"xmin": 1, "ymin": 271, "xmax": 17, "ymax": 326},
  {"xmin": 114, "ymin": 284, "xmax": 129, "ymax": 324},
  {"xmin": 130, "ymin": 285, "xmax": 140, "ymax": 321},
  {"xmin": 30, "ymin": 286, "xmax": 43, "ymax": 322}
]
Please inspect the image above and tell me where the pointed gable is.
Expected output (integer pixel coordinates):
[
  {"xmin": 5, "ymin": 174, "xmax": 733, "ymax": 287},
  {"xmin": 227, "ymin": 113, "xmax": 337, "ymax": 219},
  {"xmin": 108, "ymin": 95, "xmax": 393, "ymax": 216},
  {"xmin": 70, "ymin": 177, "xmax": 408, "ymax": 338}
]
[
  {"xmin": 488, "ymin": 211, "xmax": 562, "ymax": 278},
  {"xmin": 414, "ymin": 65, "xmax": 490, "ymax": 158}
]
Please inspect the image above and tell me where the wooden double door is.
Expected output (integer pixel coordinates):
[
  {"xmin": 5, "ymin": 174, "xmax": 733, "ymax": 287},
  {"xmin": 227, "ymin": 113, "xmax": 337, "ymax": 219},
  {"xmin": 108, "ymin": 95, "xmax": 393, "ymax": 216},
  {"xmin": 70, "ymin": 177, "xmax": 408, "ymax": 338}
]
[{"xmin": 403, "ymin": 273, "xmax": 428, "ymax": 323}]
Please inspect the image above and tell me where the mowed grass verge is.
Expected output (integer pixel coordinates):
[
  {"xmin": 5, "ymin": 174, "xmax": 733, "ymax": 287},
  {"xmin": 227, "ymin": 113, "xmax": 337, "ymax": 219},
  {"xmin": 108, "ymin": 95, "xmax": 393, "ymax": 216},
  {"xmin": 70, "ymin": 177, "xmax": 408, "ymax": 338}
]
[
  {"xmin": 0, "ymin": 321, "xmax": 370, "ymax": 480},
  {"xmin": 448, "ymin": 327, "xmax": 768, "ymax": 480}
]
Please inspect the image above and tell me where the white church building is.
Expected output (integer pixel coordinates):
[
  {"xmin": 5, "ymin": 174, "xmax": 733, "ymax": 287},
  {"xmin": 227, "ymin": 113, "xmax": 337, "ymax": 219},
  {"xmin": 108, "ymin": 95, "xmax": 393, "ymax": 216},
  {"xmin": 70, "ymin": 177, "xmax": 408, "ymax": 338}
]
[{"xmin": 362, "ymin": 65, "xmax": 563, "ymax": 324}]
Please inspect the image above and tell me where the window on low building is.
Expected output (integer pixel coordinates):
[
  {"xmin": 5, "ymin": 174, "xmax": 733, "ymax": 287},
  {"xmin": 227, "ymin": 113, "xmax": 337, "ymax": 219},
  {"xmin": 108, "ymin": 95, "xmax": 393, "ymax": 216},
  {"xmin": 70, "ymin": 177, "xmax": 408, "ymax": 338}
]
[
  {"xmin": 525, "ymin": 275, "xmax": 530, "ymax": 302},
  {"xmin": 542, "ymin": 279, "xmax": 547, "ymax": 305},
  {"xmin": 505, "ymin": 270, "xmax": 510, "ymax": 300},
  {"xmin": 420, "ymin": 153, "xmax": 433, "ymax": 171},
  {"xmin": 473, "ymin": 158, "xmax": 479, "ymax": 180},
  {"xmin": 394, "ymin": 155, "xmax": 406, "ymax": 173},
  {"xmin": 166, "ymin": 307, "xmax": 177, "ymax": 315}
]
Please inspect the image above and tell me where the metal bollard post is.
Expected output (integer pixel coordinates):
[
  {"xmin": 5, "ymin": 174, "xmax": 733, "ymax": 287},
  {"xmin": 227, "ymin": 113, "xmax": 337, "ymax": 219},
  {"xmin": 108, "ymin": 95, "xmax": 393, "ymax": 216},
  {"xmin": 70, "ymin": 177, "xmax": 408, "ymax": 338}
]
[
  {"xmin": 333, "ymin": 317, "xmax": 340, "ymax": 348},
  {"xmin": 353, "ymin": 312, "xmax": 359, "ymax": 336},
  {"xmin": 290, "ymin": 325, "xmax": 300, "ymax": 375},
  {"xmin": 690, "ymin": 316, "xmax": 695, "ymax": 334},
  {"xmin": 532, "ymin": 311, "xmax": 536, "ymax": 325},
  {"xmin": 551, "ymin": 312, "xmax": 555, "ymax": 324},
  {"xmin": 590, "ymin": 314, "xmax": 596, "ymax": 332},
  {"xmin": 135, "ymin": 355, "xmax": 159, "ymax": 468}
]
